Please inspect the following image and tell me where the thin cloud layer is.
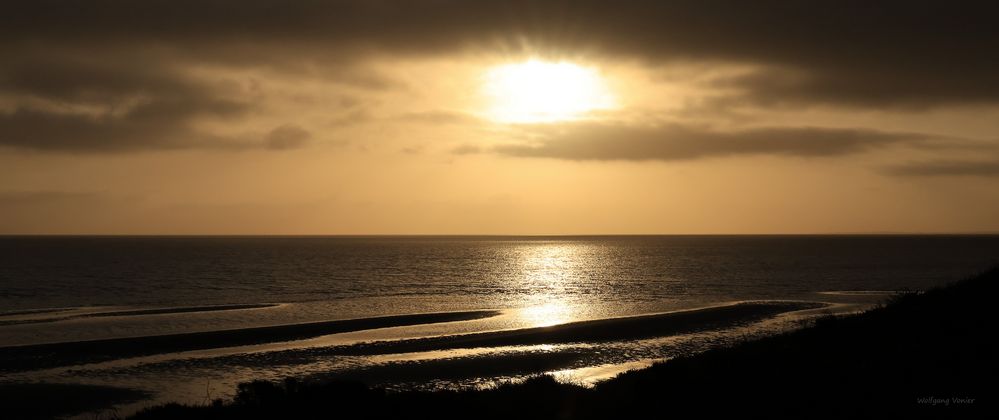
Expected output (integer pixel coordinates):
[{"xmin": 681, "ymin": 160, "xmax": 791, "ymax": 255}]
[
  {"xmin": 492, "ymin": 123, "xmax": 931, "ymax": 161},
  {"xmin": 887, "ymin": 160, "xmax": 999, "ymax": 177}
]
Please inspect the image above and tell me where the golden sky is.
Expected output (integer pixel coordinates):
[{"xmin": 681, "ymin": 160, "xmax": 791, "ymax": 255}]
[{"xmin": 2, "ymin": 1, "xmax": 999, "ymax": 234}]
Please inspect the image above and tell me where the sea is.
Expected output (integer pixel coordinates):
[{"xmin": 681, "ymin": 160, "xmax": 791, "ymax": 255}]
[{"xmin": 1, "ymin": 235, "xmax": 997, "ymax": 414}]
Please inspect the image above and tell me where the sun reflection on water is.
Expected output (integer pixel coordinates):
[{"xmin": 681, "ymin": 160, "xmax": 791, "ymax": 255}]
[
  {"xmin": 520, "ymin": 302, "xmax": 573, "ymax": 327},
  {"xmin": 515, "ymin": 243, "xmax": 585, "ymax": 327}
]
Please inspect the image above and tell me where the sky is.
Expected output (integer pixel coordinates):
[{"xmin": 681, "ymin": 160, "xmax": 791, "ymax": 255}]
[{"xmin": 2, "ymin": 1, "xmax": 999, "ymax": 234}]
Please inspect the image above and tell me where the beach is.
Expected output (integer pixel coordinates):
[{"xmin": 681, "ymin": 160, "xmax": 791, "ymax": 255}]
[
  {"xmin": 5, "ymin": 267, "xmax": 995, "ymax": 419},
  {"xmin": 1, "ymin": 236, "xmax": 997, "ymax": 418},
  {"xmin": 3, "ymin": 299, "xmax": 834, "ymax": 418}
]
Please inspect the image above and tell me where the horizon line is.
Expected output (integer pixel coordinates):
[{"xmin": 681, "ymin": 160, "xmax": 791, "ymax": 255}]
[{"xmin": 3, "ymin": 232, "xmax": 999, "ymax": 237}]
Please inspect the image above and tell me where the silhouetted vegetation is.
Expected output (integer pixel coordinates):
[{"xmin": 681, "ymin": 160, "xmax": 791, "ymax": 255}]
[
  {"xmin": 123, "ymin": 267, "xmax": 996, "ymax": 419},
  {"xmin": 0, "ymin": 383, "xmax": 148, "ymax": 420}
]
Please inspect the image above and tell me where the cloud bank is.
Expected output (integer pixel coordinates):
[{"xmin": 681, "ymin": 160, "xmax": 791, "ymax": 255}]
[
  {"xmin": 491, "ymin": 123, "xmax": 934, "ymax": 161},
  {"xmin": 5, "ymin": 1, "xmax": 997, "ymax": 107},
  {"xmin": 2, "ymin": 1, "xmax": 998, "ymax": 153}
]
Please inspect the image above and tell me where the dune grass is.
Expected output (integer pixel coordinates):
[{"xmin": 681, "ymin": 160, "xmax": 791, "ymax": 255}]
[{"xmin": 123, "ymin": 266, "xmax": 997, "ymax": 419}]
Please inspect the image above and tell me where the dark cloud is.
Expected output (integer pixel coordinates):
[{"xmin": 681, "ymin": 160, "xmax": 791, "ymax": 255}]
[
  {"xmin": 886, "ymin": 160, "xmax": 999, "ymax": 177},
  {"xmin": 0, "ymin": 103, "xmax": 248, "ymax": 152},
  {"xmin": 2, "ymin": 1, "xmax": 997, "ymax": 152},
  {"xmin": 265, "ymin": 124, "xmax": 311, "ymax": 150},
  {"xmin": 0, "ymin": 52, "xmax": 251, "ymax": 152},
  {"xmin": 3, "ymin": 1, "xmax": 998, "ymax": 109},
  {"xmin": 708, "ymin": 65, "xmax": 999, "ymax": 110},
  {"xmin": 2, "ymin": 52, "xmax": 186, "ymax": 102},
  {"xmin": 490, "ymin": 123, "xmax": 932, "ymax": 161},
  {"xmin": 2, "ymin": 109, "xmax": 180, "ymax": 152}
]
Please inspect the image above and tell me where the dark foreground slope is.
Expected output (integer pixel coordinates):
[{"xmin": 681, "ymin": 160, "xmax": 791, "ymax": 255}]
[{"xmin": 125, "ymin": 267, "xmax": 994, "ymax": 419}]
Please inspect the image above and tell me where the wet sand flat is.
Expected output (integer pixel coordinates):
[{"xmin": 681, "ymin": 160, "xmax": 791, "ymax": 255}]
[
  {"xmin": 0, "ymin": 303, "xmax": 281, "ymax": 326},
  {"xmin": 0, "ymin": 310, "xmax": 502, "ymax": 373},
  {"xmin": 312, "ymin": 301, "xmax": 822, "ymax": 356}
]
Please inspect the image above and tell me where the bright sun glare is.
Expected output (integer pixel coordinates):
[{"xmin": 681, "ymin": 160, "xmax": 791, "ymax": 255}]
[{"xmin": 483, "ymin": 60, "xmax": 615, "ymax": 124}]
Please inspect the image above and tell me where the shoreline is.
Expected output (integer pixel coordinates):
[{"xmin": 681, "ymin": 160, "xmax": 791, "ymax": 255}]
[
  {"xmin": 0, "ymin": 301, "xmax": 821, "ymax": 374},
  {"xmin": 0, "ymin": 310, "xmax": 502, "ymax": 373},
  {"xmin": 0, "ymin": 303, "xmax": 282, "ymax": 326},
  {"xmin": 118, "ymin": 266, "xmax": 997, "ymax": 419},
  {"xmin": 45, "ymin": 301, "xmax": 822, "ymax": 383},
  {"xmin": 0, "ymin": 300, "xmax": 827, "ymax": 418},
  {"xmin": 315, "ymin": 301, "xmax": 823, "ymax": 356}
]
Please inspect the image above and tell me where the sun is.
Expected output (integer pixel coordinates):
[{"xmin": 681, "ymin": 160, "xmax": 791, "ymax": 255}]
[{"xmin": 483, "ymin": 60, "xmax": 615, "ymax": 124}]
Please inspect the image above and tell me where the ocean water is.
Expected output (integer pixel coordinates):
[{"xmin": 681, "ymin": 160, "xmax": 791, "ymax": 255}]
[
  {"xmin": 6, "ymin": 235, "xmax": 999, "ymax": 305},
  {"xmin": 2, "ymin": 235, "xmax": 998, "ymax": 344},
  {"xmin": 1, "ymin": 235, "xmax": 997, "ymax": 413}
]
